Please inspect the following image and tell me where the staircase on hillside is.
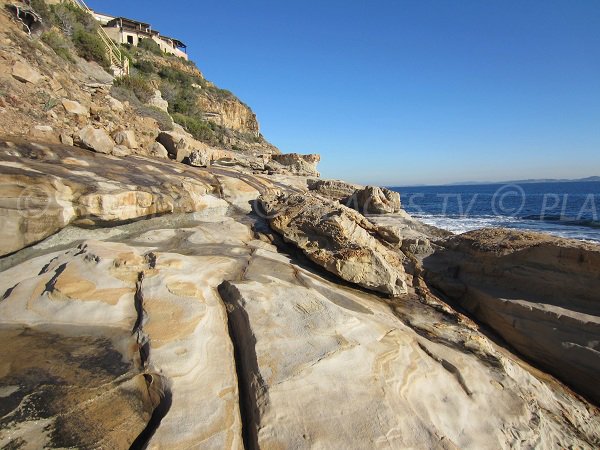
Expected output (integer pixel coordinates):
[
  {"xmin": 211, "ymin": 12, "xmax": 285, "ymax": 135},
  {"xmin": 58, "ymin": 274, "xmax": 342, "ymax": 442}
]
[{"xmin": 66, "ymin": 0, "xmax": 129, "ymax": 76}]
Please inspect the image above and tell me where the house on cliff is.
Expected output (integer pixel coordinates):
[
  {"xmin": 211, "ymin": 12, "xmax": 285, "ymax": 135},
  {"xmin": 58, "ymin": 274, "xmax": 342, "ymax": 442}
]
[{"xmin": 92, "ymin": 11, "xmax": 188, "ymax": 60}]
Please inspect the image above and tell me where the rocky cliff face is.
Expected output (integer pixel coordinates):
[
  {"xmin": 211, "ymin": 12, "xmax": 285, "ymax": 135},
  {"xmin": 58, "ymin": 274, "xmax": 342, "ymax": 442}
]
[
  {"xmin": 1, "ymin": 1, "xmax": 599, "ymax": 449},
  {"xmin": 197, "ymin": 91, "xmax": 260, "ymax": 136}
]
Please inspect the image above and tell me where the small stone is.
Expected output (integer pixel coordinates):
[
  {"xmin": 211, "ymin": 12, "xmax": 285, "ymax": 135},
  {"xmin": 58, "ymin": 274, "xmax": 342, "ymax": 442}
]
[
  {"xmin": 112, "ymin": 130, "xmax": 138, "ymax": 149},
  {"xmin": 12, "ymin": 61, "xmax": 43, "ymax": 84},
  {"xmin": 106, "ymin": 96, "xmax": 124, "ymax": 112},
  {"xmin": 112, "ymin": 145, "xmax": 131, "ymax": 157},
  {"xmin": 60, "ymin": 133, "xmax": 74, "ymax": 146},
  {"xmin": 62, "ymin": 99, "xmax": 89, "ymax": 116}
]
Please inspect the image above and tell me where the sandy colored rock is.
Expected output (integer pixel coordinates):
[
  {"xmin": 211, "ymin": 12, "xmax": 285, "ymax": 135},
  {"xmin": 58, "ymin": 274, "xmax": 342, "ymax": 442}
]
[
  {"xmin": 268, "ymin": 153, "xmax": 320, "ymax": 177},
  {"xmin": 77, "ymin": 125, "xmax": 114, "ymax": 154},
  {"xmin": 59, "ymin": 132, "xmax": 74, "ymax": 146},
  {"xmin": 308, "ymin": 178, "xmax": 362, "ymax": 200},
  {"xmin": 424, "ymin": 227, "xmax": 600, "ymax": 404},
  {"xmin": 147, "ymin": 89, "xmax": 169, "ymax": 111},
  {"xmin": 29, "ymin": 125, "xmax": 59, "ymax": 143},
  {"xmin": 12, "ymin": 60, "xmax": 43, "ymax": 84},
  {"xmin": 260, "ymin": 192, "xmax": 408, "ymax": 296},
  {"xmin": 148, "ymin": 141, "xmax": 169, "ymax": 158},
  {"xmin": 62, "ymin": 98, "xmax": 89, "ymax": 116},
  {"xmin": 346, "ymin": 185, "xmax": 402, "ymax": 214},
  {"xmin": 0, "ymin": 137, "xmax": 282, "ymax": 256},
  {"xmin": 113, "ymin": 130, "xmax": 138, "ymax": 149}
]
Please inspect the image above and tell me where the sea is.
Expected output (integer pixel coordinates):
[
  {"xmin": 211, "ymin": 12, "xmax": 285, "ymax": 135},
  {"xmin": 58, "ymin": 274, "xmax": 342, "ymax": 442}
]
[{"xmin": 389, "ymin": 181, "xmax": 600, "ymax": 242}]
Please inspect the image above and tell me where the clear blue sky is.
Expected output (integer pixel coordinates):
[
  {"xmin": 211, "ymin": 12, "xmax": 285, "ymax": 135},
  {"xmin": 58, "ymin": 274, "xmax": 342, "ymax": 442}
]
[{"xmin": 87, "ymin": 0, "xmax": 600, "ymax": 186}]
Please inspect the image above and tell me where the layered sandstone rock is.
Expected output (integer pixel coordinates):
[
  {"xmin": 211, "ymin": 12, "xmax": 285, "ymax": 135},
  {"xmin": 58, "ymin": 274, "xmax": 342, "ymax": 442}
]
[
  {"xmin": 267, "ymin": 153, "xmax": 320, "ymax": 177},
  {"xmin": 259, "ymin": 192, "xmax": 408, "ymax": 296},
  {"xmin": 307, "ymin": 178, "xmax": 361, "ymax": 201},
  {"xmin": 1, "ymin": 208, "xmax": 598, "ymax": 449},
  {"xmin": 424, "ymin": 228, "xmax": 600, "ymax": 404},
  {"xmin": 0, "ymin": 138, "xmax": 290, "ymax": 256},
  {"xmin": 346, "ymin": 185, "xmax": 402, "ymax": 214},
  {"xmin": 197, "ymin": 93, "xmax": 260, "ymax": 136}
]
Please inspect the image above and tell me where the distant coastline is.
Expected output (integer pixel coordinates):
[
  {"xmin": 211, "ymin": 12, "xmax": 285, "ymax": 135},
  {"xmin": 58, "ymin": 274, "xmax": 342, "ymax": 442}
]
[{"xmin": 396, "ymin": 176, "xmax": 600, "ymax": 188}]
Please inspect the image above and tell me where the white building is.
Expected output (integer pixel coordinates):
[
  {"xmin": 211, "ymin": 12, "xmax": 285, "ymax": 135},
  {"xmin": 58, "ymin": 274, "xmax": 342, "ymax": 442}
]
[{"xmin": 95, "ymin": 13, "xmax": 188, "ymax": 60}]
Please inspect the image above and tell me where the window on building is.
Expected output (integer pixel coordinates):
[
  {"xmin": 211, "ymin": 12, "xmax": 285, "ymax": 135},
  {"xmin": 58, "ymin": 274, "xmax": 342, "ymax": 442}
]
[{"xmin": 127, "ymin": 35, "xmax": 134, "ymax": 45}]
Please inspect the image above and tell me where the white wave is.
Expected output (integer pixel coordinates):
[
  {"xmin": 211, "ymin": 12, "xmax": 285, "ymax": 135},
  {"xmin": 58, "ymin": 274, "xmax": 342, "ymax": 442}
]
[{"xmin": 412, "ymin": 214, "xmax": 600, "ymax": 242}]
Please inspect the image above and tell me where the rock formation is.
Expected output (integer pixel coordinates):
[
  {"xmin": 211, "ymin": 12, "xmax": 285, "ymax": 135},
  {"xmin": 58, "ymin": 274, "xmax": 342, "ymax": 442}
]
[
  {"xmin": 267, "ymin": 153, "xmax": 321, "ymax": 177},
  {"xmin": 259, "ymin": 192, "xmax": 413, "ymax": 296},
  {"xmin": 345, "ymin": 185, "xmax": 402, "ymax": 214},
  {"xmin": 424, "ymin": 228, "xmax": 600, "ymax": 404},
  {"xmin": 0, "ymin": 3, "xmax": 599, "ymax": 449}
]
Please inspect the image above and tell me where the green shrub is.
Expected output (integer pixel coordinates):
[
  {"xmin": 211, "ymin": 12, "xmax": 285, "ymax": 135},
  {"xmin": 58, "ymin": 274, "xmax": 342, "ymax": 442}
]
[
  {"xmin": 157, "ymin": 66, "xmax": 202, "ymax": 86},
  {"xmin": 72, "ymin": 27, "xmax": 109, "ymax": 68},
  {"xmin": 50, "ymin": 2, "xmax": 98, "ymax": 35},
  {"xmin": 138, "ymin": 38, "xmax": 163, "ymax": 56},
  {"xmin": 30, "ymin": 0, "xmax": 53, "ymax": 24},
  {"xmin": 170, "ymin": 89, "xmax": 201, "ymax": 116},
  {"xmin": 41, "ymin": 30, "xmax": 73, "ymax": 62},
  {"xmin": 134, "ymin": 59, "xmax": 155, "ymax": 74},
  {"xmin": 113, "ymin": 75, "xmax": 154, "ymax": 103},
  {"xmin": 171, "ymin": 113, "xmax": 219, "ymax": 143},
  {"xmin": 110, "ymin": 86, "xmax": 173, "ymax": 131}
]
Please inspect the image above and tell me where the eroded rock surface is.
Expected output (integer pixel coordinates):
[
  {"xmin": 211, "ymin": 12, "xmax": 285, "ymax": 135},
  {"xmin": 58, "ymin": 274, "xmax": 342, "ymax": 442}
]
[
  {"xmin": 1, "ymin": 187, "xmax": 599, "ymax": 449},
  {"xmin": 260, "ymin": 192, "xmax": 410, "ymax": 296},
  {"xmin": 346, "ymin": 185, "xmax": 402, "ymax": 214},
  {"xmin": 0, "ymin": 138, "xmax": 289, "ymax": 256},
  {"xmin": 424, "ymin": 228, "xmax": 600, "ymax": 404}
]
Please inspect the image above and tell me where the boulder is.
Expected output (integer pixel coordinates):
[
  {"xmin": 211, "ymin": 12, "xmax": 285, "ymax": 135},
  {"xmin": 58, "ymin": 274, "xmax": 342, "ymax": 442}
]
[
  {"xmin": 76, "ymin": 125, "xmax": 114, "ymax": 154},
  {"xmin": 267, "ymin": 153, "xmax": 320, "ymax": 177},
  {"xmin": 157, "ymin": 131, "xmax": 206, "ymax": 162},
  {"xmin": 148, "ymin": 141, "xmax": 168, "ymax": 159},
  {"xmin": 346, "ymin": 186, "xmax": 401, "ymax": 214},
  {"xmin": 424, "ymin": 228, "xmax": 600, "ymax": 404},
  {"xmin": 106, "ymin": 95, "xmax": 124, "ymax": 111},
  {"xmin": 187, "ymin": 149, "xmax": 210, "ymax": 167},
  {"xmin": 259, "ymin": 192, "xmax": 408, "ymax": 296},
  {"xmin": 147, "ymin": 89, "xmax": 169, "ymax": 112},
  {"xmin": 60, "ymin": 133, "xmax": 74, "ymax": 146},
  {"xmin": 113, "ymin": 130, "xmax": 138, "ymax": 149},
  {"xmin": 156, "ymin": 131, "xmax": 234, "ymax": 165},
  {"xmin": 12, "ymin": 60, "xmax": 43, "ymax": 84},
  {"xmin": 308, "ymin": 179, "xmax": 361, "ymax": 200},
  {"xmin": 62, "ymin": 98, "xmax": 89, "ymax": 116}
]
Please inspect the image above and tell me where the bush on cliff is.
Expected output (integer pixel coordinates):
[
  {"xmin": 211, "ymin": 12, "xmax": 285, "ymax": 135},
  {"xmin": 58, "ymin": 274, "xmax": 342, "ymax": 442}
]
[
  {"xmin": 41, "ymin": 30, "xmax": 74, "ymax": 62},
  {"xmin": 110, "ymin": 85, "xmax": 173, "ymax": 131},
  {"xmin": 138, "ymin": 38, "xmax": 163, "ymax": 56},
  {"xmin": 113, "ymin": 75, "xmax": 154, "ymax": 103},
  {"xmin": 72, "ymin": 28, "xmax": 109, "ymax": 68}
]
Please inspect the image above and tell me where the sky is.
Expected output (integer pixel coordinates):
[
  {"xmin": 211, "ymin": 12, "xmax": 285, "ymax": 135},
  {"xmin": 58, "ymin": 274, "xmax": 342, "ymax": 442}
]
[{"xmin": 86, "ymin": 0, "xmax": 600, "ymax": 186}]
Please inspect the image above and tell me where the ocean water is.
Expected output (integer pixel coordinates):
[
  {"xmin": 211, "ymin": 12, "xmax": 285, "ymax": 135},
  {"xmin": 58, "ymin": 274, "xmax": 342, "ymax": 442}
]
[{"xmin": 390, "ymin": 182, "xmax": 600, "ymax": 242}]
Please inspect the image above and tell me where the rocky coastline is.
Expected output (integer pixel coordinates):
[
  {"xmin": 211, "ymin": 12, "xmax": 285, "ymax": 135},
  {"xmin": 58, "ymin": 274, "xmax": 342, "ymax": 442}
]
[{"xmin": 0, "ymin": 2, "xmax": 599, "ymax": 448}]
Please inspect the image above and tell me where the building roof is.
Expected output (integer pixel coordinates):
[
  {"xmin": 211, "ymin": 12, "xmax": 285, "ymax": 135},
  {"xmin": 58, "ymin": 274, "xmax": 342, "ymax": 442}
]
[
  {"xmin": 106, "ymin": 17, "xmax": 151, "ymax": 30},
  {"xmin": 160, "ymin": 35, "xmax": 187, "ymax": 49}
]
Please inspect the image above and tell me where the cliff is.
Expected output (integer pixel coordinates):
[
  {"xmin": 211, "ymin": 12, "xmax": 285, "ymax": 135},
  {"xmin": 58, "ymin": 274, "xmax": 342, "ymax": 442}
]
[{"xmin": 0, "ymin": 1, "xmax": 599, "ymax": 449}]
